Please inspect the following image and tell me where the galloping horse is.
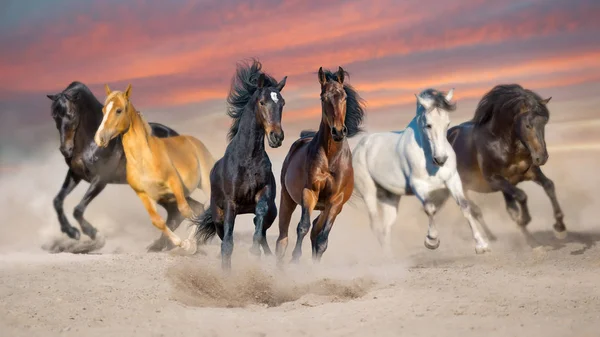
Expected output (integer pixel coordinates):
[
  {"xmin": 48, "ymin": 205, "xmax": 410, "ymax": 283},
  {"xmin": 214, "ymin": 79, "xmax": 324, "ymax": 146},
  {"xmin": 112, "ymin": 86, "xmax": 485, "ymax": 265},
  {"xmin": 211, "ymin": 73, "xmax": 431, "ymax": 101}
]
[
  {"xmin": 192, "ymin": 59, "xmax": 287, "ymax": 270},
  {"xmin": 276, "ymin": 67, "xmax": 365, "ymax": 263},
  {"xmin": 94, "ymin": 84, "xmax": 214, "ymax": 253},
  {"xmin": 448, "ymin": 84, "xmax": 565, "ymax": 240},
  {"xmin": 352, "ymin": 89, "xmax": 490, "ymax": 255},
  {"xmin": 47, "ymin": 81, "xmax": 179, "ymax": 252}
]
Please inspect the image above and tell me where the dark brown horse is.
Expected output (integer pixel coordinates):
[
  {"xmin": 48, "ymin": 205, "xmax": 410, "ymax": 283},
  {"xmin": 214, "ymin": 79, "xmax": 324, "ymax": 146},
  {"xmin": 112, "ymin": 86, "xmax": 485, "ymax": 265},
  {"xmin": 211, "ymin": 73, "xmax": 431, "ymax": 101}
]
[
  {"xmin": 448, "ymin": 84, "xmax": 566, "ymax": 241},
  {"xmin": 276, "ymin": 67, "xmax": 365, "ymax": 263}
]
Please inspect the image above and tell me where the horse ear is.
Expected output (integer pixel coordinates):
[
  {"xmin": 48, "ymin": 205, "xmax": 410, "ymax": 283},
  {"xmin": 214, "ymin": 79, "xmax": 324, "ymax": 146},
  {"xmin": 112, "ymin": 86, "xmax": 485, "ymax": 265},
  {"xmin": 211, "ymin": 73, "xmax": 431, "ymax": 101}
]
[
  {"xmin": 124, "ymin": 84, "xmax": 132, "ymax": 99},
  {"xmin": 540, "ymin": 97, "xmax": 552, "ymax": 105},
  {"xmin": 337, "ymin": 66, "xmax": 345, "ymax": 84},
  {"xmin": 276, "ymin": 76, "xmax": 287, "ymax": 92},
  {"xmin": 318, "ymin": 67, "xmax": 326, "ymax": 86},
  {"xmin": 64, "ymin": 92, "xmax": 79, "ymax": 101},
  {"xmin": 46, "ymin": 94, "xmax": 59, "ymax": 101},
  {"xmin": 445, "ymin": 88, "xmax": 454, "ymax": 102},
  {"xmin": 257, "ymin": 73, "xmax": 266, "ymax": 89},
  {"xmin": 415, "ymin": 94, "xmax": 432, "ymax": 110},
  {"xmin": 105, "ymin": 84, "xmax": 112, "ymax": 96}
]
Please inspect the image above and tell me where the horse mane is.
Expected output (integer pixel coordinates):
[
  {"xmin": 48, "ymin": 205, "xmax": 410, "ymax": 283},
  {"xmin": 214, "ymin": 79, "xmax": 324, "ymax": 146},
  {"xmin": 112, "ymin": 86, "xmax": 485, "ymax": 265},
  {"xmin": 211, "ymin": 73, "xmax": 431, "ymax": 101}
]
[
  {"xmin": 52, "ymin": 81, "xmax": 103, "ymax": 120},
  {"xmin": 300, "ymin": 69, "xmax": 366, "ymax": 139},
  {"xmin": 472, "ymin": 84, "xmax": 549, "ymax": 127},
  {"xmin": 226, "ymin": 58, "xmax": 279, "ymax": 142},
  {"xmin": 417, "ymin": 88, "xmax": 456, "ymax": 113}
]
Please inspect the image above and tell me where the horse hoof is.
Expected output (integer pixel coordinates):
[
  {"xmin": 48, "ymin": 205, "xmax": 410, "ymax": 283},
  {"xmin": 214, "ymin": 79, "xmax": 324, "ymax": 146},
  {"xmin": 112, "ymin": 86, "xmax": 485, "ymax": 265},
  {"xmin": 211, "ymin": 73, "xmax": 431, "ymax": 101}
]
[
  {"xmin": 554, "ymin": 229, "xmax": 567, "ymax": 240},
  {"xmin": 424, "ymin": 236, "xmax": 440, "ymax": 250},
  {"xmin": 180, "ymin": 239, "xmax": 197, "ymax": 255},
  {"xmin": 65, "ymin": 227, "xmax": 81, "ymax": 240},
  {"xmin": 475, "ymin": 244, "xmax": 490, "ymax": 254}
]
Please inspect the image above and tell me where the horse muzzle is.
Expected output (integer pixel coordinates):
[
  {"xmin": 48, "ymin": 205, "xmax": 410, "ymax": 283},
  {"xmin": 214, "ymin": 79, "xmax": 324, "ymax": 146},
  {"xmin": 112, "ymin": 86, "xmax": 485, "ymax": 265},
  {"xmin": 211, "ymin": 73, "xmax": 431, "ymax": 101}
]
[{"xmin": 268, "ymin": 130, "xmax": 284, "ymax": 148}]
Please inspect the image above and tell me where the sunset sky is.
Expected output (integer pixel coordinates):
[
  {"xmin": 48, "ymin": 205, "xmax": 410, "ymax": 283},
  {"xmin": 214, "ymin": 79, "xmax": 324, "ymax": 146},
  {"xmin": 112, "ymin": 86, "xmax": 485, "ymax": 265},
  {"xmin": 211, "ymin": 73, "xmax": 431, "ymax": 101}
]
[{"xmin": 1, "ymin": 0, "xmax": 599, "ymax": 155}]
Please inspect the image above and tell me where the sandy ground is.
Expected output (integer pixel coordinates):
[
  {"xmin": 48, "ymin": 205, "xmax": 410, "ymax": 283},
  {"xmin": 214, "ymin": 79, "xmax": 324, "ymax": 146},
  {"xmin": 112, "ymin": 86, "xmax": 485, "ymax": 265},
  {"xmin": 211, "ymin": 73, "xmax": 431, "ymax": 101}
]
[{"xmin": 1, "ymin": 119, "xmax": 600, "ymax": 337}]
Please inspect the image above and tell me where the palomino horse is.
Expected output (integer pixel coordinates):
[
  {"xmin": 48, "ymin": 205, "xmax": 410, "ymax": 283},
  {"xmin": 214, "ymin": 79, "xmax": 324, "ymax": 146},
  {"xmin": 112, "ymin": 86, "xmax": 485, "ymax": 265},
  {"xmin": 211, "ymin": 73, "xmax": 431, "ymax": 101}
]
[
  {"xmin": 94, "ymin": 84, "xmax": 214, "ymax": 253},
  {"xmin": 276, "ymin": 67, "xmax": 365, "ymax": 263},
  {"xmin": 47, "ymin": 81, "xmax": 179, "ymax": 252},
  {"xmin": 193, "ymin": 59, "xmax": 287, "ymax": 270},
  {"xmin": 352, "ymin": 89, "xmax": 491, "ymax": 255},
  {"xmin": 448, "ymin": 84, "xmax": 565, "ymax": 241}
]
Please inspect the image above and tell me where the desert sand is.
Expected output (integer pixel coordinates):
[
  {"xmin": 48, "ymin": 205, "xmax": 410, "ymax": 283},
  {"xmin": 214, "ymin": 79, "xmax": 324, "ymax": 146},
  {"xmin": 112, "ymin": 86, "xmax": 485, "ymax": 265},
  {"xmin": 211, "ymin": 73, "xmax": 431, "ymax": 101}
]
[{"xmin": 1, "ymin": 116, "xmax": 599, "ymax": 337}]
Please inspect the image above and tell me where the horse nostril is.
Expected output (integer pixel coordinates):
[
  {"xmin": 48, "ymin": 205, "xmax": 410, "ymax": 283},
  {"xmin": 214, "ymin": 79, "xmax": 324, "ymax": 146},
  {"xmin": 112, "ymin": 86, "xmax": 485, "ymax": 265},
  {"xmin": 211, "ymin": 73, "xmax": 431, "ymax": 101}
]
[{"xmin": 341, "ymin": 126, "xmax": 348, "ymax": 135}]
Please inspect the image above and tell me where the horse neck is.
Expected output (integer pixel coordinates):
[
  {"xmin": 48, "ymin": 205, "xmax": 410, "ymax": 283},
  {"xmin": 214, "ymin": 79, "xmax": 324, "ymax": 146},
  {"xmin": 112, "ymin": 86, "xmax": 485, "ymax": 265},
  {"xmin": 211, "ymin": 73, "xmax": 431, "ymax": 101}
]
[
  {"xmin": 121, "ymin": 102, "xmax": 152, "ymax": 159},
  {"xmin": 482, "ymin": 114, "xmax": 517, "ymax": 148},
  {"xmin": 408, "ymin": 116, "xmax": 431, "ymax": 158},
  {"xmin": 315, "ymin": 117, "xmax": 345, "ymax": 160},
  {"xmin": 75, "ymin": 99, "xmax": 105, "ymax": 148},
  {"xmin": 231, "ymin": 104, "xmax": 266, "ymax": 156}
]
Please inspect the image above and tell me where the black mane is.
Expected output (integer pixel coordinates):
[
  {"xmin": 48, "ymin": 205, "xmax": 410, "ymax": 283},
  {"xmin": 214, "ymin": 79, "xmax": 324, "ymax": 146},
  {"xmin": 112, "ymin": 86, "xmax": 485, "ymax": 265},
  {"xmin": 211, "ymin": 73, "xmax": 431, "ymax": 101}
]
[
  {"xmin": 301, "ymin": 69, "xmax": 366, "ymax": 138},
  {"xmin": 51, "ymin": 81, "xmax": 104, "ymax": 125},
  {"xmin": 418, "ymin": 88, "xmax": 456, "ymax": 112},
  {"xmin": 472, "ymin": 84, "xmax": 549, "ymax": 127},
  {"xmin": 226, "ymin": 59, "xmax": 279, "ymax": 142}
]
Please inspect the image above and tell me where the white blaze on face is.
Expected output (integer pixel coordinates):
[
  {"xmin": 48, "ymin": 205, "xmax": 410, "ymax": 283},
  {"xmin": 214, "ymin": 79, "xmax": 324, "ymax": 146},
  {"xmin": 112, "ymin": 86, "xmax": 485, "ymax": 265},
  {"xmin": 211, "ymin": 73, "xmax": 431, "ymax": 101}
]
[
  {"xmin": 96, "ymin": 100, "xmax": 114, "ymax": 141},
  {"xmin": 270, "ymin": 92, "xmax": 279, "ymax": 103}
]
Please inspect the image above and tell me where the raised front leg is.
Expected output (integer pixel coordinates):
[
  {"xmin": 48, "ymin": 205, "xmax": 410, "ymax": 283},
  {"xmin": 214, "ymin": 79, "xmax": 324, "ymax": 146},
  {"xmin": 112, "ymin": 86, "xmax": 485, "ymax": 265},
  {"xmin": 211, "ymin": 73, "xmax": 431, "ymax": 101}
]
[
  {"xmin": 291, "ymin": 189, "xmax": 318, "ymax": 263},
  {"xmin": 137, "ymin": 192, "xmax": 183, "ymax": 249},
  {"xmin": 251, "ymin": 185, "xmax": 276, "ymax": 257},
  {"xmin": 53, "ymin": 169, "xmax": 81, "ymax": 239},
  {"xmin": 531, "ymin": 167, "xmax": 566, "ymax": 238},
  {"xmin": 73, "ymin": 176, "xmax": 107, "ymax": 240},
  {"xmin": 221, "ymin": 202, "xmax": 237, "ymax": 270},
  {"xmin": 310, "ymin": 194, "xmax": 344, "ymax": 262},
  {"xmin": 489, "ymin": 175, "xmax": 531, "ymax": 227},
  {"xmin": 446, "ymin": 173, "xmax": 490, "ymax": 254}
]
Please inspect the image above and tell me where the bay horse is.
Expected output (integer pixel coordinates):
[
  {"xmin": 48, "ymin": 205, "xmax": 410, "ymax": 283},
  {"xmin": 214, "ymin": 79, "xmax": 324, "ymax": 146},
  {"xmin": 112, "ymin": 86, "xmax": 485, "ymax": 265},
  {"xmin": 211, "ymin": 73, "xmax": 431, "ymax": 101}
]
[
  {"xmin": 94, "ymin": 84, "xmax": 215, "ymax": 254},
  {"xmin": 276, "ymin": 67, "xmax": 365, "ymax": 263},
  {"xmin": 447, "ymin": 84, "xmax": 565, "ymax": 240},
  {"xmin": 352, "ymin": 89, "xmax": 491, "ymax": 255},
  {"xmin": 192, "ymin": 59, "xmax": 287, "ymax": 270},
  {"xmin": 47, "ymin": 81, "xmax": 180, "ymax": 252}
]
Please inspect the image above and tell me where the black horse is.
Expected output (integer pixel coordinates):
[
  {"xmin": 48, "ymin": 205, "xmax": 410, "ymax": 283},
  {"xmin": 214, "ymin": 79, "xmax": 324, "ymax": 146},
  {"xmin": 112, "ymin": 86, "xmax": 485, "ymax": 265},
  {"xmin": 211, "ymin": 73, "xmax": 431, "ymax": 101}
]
[
  {"xmin": 448, "ymin": 84, "xmax": 565, "ymax": 241},
  {"xmin": 47, "ymin": 81, "xmax": 181, "ymax": 251},
  {"xmin": 192, "ymin": 59, "xmax": 287, "ymax": 270}
]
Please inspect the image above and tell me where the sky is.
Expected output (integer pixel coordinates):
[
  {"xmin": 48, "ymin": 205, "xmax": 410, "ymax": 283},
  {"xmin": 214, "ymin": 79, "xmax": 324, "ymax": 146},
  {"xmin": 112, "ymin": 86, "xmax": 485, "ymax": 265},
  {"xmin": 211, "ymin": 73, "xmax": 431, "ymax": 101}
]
[{"xmin": 0, "ymin": 0, "xmax": 599, "ymax": 157}]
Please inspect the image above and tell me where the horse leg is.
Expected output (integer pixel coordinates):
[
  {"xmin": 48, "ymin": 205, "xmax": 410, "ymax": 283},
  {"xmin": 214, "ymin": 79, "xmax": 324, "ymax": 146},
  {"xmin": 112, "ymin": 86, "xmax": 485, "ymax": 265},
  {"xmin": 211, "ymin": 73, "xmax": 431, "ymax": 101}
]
[
  {"xmin": 291, "ymin": 189, "xmax": 317, "ymax": 263},
  {"xmin": 167, "ymin": 175, "xmax": 194, "ymax": 219},
  {"xmin": 73, "ymin": 176, "xmax": 107, "ymax": 240},
  {"xmin": 53, "ymin": 169, "xmax": 81, "ymax": 239},
  {"xmin": 260, "ymin": 201, "xmax": 277, "ymax": 256},
  {"xmin": 221, "ymin": 202, "xmax": 237, "ymax": 270},
  {"xmin": 531, "ymin": 167, "xmax": 566, "ymax": 239},
  {"xmin": 312, "ymin": 196, "xmax": 344, "ymax": 262},
  {"xmin": 137, "ymin": 192, "xmax": 183, "ymax": 248},
  {"xmin": 446, "ymin": 173, "xmax": 490, "ymax": 254},
  {"xmin": 251, "ymin": 185, "xmax": 275, "ymax": 257},
  {"xmin": 377, "ymin": 194, "xmax": 400, "ymax": 257},
  {"xmin": 275, "ymin": 187, "xmax": 297, "ymax": 264},
  {"xmin": 147, "ymin": 202, "xmax": 184, "ymax": 252},
  {"xmin": 466, "ymin": 195, "xmax": 497, "ymax": 242}
]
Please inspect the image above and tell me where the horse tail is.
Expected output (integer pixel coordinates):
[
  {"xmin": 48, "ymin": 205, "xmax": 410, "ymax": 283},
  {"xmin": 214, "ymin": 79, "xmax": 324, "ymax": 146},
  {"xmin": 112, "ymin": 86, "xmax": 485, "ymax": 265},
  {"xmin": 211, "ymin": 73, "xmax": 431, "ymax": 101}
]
[{"xmin": 191, "ymin": 210, "xmax": 217, "ymax": 244}]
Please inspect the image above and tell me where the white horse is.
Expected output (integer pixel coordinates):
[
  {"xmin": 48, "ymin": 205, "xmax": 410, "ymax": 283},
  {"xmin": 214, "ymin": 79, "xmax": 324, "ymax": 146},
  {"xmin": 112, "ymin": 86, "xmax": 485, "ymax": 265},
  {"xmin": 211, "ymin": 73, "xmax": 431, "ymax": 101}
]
[{"xmin": 352, "ymin": 88, "xmax": 490, "ymax": 255}]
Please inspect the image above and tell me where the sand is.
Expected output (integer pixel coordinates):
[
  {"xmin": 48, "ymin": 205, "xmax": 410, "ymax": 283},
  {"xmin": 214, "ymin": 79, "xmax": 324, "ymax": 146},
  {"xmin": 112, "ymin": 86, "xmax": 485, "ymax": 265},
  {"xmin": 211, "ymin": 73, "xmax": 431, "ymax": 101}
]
[{"xmin": 1, "ymin": 119, "xmax": 599, "ymax": 337}]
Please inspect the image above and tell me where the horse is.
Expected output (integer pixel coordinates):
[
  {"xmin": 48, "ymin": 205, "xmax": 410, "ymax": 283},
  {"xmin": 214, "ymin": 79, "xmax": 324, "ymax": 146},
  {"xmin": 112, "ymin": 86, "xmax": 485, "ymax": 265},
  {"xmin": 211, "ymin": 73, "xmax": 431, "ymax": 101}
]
[
  {"xmin": 352, "ymin": 88, "xmax": 491, "ymax": 256},
  {"xmin": 192, "ymin": 59, "xmax": 287, "ymax": 270},
  {"xmin": 94, "ymin": 84, "xmax": 215, "ymax": 254},
  {"xmin": 275, "ymin": 66, "xmax": 365, "ymax": 264},
  {"xmin": 46, "ymin": 81, "xmax": 181, "ymax": 252},
  {"xmin": 447, "ymin": 84, "xmax": 565, "ymax": 241}
]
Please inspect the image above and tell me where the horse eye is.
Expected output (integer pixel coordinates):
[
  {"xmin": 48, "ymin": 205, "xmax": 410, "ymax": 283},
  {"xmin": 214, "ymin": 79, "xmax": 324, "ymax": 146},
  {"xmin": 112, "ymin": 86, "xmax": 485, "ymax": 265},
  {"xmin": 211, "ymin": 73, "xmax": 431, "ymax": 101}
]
[
  {"xmin": 426, "ymin": 124, "xmax": 432, "ymax": 129},
  {"xmin": 526, "ymin": 124, "xmax": 532, "ymax": 129},
  {"xmin": 259, "ymin": 101, "xmax": 265, "ymax": 106},
  {"xmin": 116, "ymin": 108, "xmax": 123, "ymax": 114}
]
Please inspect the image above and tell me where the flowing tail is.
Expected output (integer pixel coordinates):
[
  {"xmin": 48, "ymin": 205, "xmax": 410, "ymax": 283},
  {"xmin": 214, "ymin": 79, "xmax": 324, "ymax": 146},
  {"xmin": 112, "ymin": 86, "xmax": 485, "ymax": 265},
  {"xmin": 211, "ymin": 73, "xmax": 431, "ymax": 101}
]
[{"xmin": 190, "ymin": 210, "xmax": 217, "ymax": 244}]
